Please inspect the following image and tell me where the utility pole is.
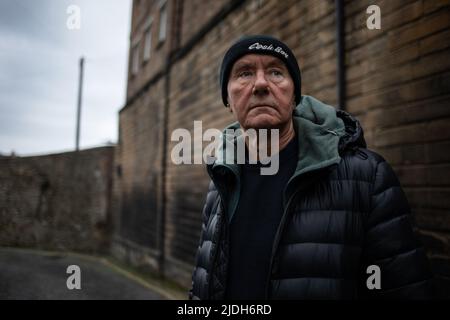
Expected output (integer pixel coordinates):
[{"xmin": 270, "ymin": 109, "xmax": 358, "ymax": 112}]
[{"xmin": 75, "ymin": 56, "xmax": 84, "ymax": 151}]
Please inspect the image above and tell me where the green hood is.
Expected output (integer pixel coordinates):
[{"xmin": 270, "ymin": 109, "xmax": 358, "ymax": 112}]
[{"xmin": 208, "ymin": 95, "xmax": 347, "ymax": 223}]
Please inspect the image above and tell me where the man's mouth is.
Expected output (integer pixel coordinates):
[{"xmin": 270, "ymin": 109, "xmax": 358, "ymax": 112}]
[{"xmin": 249, "ymin": 103, "xmax": 275, "ymax": 110}]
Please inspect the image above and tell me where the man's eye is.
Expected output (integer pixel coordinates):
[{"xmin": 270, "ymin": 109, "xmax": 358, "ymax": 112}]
[
  {"xmin": 270, "ymin": 69, "xmax": 283, "ymax": 76},
  {"xmin": 238, "ymin": 71, "xmax": 253, "ymax": 78}
]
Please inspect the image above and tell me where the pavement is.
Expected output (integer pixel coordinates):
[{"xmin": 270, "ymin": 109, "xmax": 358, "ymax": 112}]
[{"xmin": 0, "ymin": 247, "xmax": 186, "ymax": 300}]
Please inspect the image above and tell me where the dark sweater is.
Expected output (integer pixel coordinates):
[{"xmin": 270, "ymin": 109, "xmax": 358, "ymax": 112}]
[{"xmin": 225, "ymin": 136, "xmax": 298, "ymax": 300}]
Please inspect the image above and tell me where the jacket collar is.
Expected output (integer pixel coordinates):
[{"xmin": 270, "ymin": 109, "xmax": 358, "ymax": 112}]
[{"xmin": 207, "ymin": 95, "xmax": 367, "ymax": 223}]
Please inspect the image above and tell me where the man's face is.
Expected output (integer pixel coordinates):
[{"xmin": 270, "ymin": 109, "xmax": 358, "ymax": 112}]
[{"xmin": 227, "ymin": 54, "xmax": 295, "ymax": 131}]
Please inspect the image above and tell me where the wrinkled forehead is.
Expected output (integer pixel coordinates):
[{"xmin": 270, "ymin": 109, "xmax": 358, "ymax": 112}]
[{"xmin": 231, "ymin": 53, "xmax": 288, "ymax": 71}]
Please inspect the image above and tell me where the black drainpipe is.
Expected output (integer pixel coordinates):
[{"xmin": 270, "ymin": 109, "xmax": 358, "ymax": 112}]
[
  {"xmin": 157, "ymin": 56, "xmax": 170, "ymax": 277},
  {"xmin": 335, "ymin": 0, "xmax": 346, "ymax": 111}
]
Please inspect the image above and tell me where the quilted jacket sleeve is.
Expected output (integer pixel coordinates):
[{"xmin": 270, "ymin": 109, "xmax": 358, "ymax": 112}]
[
  {"xmin": 188, "ymin": 181, "xmax": 219, "ymax": 300},
  {"xmin": 361, "ymin": 157, "xmax": 433, "ymax": 299}
]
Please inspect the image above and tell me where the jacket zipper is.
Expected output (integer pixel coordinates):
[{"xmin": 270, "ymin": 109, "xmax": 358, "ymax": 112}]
[{"xmin": 264, "ymin": 187, "xmax": 301, "ymax": 299}]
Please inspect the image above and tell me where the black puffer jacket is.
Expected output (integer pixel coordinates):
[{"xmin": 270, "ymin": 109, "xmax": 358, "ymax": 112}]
[{"xmin": 190, "ymin": 96, "xmax": 432, "ymax": 299}]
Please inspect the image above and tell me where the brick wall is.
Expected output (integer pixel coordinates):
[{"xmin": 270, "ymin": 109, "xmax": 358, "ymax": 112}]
[
  {"xmin": 113, "ymin": 77, "xmax": 166, "ymax": 270},
  {"xmin": 118, "ymin": 0, "xmax": 450, "ymax": 295},
  {"xmin": 344, "ymin": 0, "xmax": 450, "ymax": 297},
  {"xmin": 178, "ymin": 0, "xmax": 230, "ymax": 47},
  {"xmin": 126, "ymin": 0, "xmax": 176, "ymax": 100},
  {"xmin": 0, "ymin": 146, "xmax": 114, "ymax": 253}
]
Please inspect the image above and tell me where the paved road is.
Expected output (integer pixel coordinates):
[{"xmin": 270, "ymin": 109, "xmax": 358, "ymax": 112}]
[{"xmin": 0, "ymin": 248, "xmax": 167, "ymax": 300}]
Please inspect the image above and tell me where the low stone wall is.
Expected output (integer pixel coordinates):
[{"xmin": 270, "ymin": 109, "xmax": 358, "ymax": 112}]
[{"xmin": 0, "ymin": 146, "xmax": 115, "ymax": 253}]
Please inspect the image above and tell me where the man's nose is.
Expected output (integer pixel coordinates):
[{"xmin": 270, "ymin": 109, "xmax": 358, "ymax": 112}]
[{"xmin": 252, "ymin": 70, "xmax": 269, "ymax": 96}]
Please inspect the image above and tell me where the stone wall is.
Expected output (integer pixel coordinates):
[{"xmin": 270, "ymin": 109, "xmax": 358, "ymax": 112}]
[{"xmin": 0, "ymin": 146, "xmax": 114, "ymax": 253}]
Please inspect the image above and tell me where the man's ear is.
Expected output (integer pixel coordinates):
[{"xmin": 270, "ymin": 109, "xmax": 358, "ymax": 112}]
[{"xmin": 227, "ymin": 96, "xmax": 234, "ymax": 113}]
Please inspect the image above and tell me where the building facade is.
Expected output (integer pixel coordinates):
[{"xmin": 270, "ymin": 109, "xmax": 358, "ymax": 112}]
[{"xmin": 112, "ymin": 0, "xmax": 450, "ymax": 296}]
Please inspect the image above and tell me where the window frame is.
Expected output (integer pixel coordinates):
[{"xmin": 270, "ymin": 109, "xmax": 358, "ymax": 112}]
[
  {"xmin": 143, "ymin": 17, "xmax": 153, "ymax": 62},
  {"xmin": 158, "ymin": 0, "xmax": 167, "ymax": 43},
  {"xmin": 131, "ymin": 40, "xmax": 140, "ymax": 76}
]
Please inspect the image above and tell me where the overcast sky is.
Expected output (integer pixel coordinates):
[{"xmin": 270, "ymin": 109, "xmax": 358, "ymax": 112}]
[{"xmin": 0, "ymin": 0, "xmax": 132, "ymax": 156}]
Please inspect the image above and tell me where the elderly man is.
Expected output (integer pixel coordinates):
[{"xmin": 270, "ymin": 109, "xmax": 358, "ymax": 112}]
[{"xmin": 189, "ymin": 35, "xmax": 432, "ymax": 300}]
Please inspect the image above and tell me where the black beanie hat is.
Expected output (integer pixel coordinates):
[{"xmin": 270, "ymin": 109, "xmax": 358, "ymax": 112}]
[{"xmin": 219, "ymin": 35, "xmax": 302, "ymax": 107}]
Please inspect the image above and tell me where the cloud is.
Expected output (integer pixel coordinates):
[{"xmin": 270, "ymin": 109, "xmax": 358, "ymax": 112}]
[{"xmin": 0, "ymin": 0, "xmax": 131, "ymax": 156}]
